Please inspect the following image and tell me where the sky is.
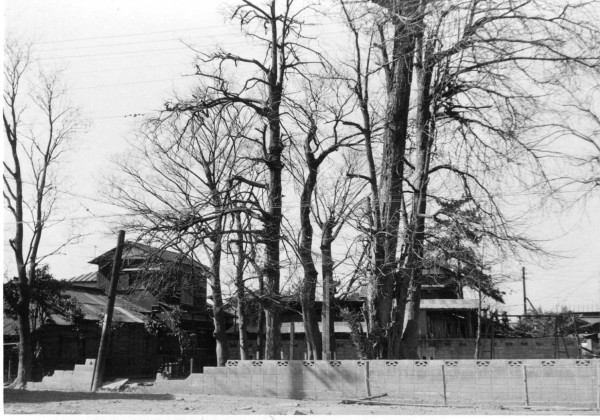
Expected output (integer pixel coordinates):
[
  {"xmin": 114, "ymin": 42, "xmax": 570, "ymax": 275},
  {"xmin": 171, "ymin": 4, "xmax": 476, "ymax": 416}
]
[{"xmin": 3, "ymin": 0, "xmax": 600, "ymax": 315}]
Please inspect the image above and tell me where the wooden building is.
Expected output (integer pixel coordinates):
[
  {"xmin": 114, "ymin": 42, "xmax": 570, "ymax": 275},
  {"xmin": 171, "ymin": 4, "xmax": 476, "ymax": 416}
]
[{"xmin": 4, "ymin": 242, "xmax": 219, "ymax": 382}]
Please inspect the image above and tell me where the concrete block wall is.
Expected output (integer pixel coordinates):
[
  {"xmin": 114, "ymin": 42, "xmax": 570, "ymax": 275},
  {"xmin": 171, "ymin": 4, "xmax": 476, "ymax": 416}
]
[
  {"xmin": 152, "ymin": 359, "xmax": 600, "ymax": 408},
  {"xmin": 27, "ymin": 359, "xmax": 96, "ymax": 392}
]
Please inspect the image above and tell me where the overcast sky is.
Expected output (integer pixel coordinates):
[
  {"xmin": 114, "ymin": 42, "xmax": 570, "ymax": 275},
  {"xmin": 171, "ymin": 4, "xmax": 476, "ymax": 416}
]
[{"xmin": 4, "ymin": 0, "xmax": 600, "ymax": 315}]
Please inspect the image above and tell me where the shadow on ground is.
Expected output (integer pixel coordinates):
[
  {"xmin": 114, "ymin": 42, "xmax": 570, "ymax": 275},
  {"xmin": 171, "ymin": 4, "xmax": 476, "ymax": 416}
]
[{"xmin": 4, "ymin": 389, "xmax": 174, "ymax": 404}]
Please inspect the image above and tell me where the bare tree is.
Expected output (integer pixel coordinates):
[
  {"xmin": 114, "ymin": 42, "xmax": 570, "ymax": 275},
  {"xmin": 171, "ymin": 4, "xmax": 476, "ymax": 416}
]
[
  {"xmin": 285, "ymin": 75, "xmax": 362, "ymax": 359},
  {"xmin": 110, "ymin": 104, "xmax": 258, "ymax": 366},
  {"xmin": 544, "ymin": 75, "xmax": 600, "ymax": 198},
  {"xmin": 332, "ymin": 0, "xmax": 600, "ymax": 358},
  {"xmin": 393, "ymin": 0, "xmax": 600, "ymax": 358},
  {"xmin": 167, "ymin": 0, "xmax": 321, "ymax": 359},
  {"xmin": 313, "ymin": 158, "xmax": 365, "ymax": 359},
  {"xmin": 3, "ymin": 40, "xmax": 85, "ymax": 387}
]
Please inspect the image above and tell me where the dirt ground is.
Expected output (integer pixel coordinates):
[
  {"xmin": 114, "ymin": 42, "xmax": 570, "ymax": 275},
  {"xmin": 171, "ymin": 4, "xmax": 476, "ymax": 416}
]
[{"xmin": 3, "ymin": 389, "xmax": 598, "ymax": 415}]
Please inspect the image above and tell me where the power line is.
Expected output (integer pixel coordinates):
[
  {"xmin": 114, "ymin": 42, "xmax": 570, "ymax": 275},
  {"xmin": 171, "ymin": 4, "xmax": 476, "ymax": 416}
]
[
  {"xmin": 34, "ymin": 29, "xmax": 354, "ymax": 62},
  {"xmin": 31, "ymin": 17, "xmax": 349, "ymax": 47},
  {"xmin": 32, "ymin": 24, "xmax": 236, "ymax": 45}
]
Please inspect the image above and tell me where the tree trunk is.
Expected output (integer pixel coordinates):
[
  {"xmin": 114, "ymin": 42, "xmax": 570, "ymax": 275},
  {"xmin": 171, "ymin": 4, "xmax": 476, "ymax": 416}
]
[
  {"xmin": 210, "ymin": 212, "xmax": 229, "ymax": 366},
  {"xmin": 6, "ymin": 96, "xmax": 32, "ymax": 387},
  {"xmin": 298, "ymin": 130, "xmax": 323, "ymax": 360},
  {"xmin": 14, "ymin": 298, "xmax": 32, "ymax": 388},
  {"xmin": 395, "ymin": 32, "xmax": 435, "ymax": 359},
  {"xmin": 475, "ymin": 283, "xmax": 482, "ymax": 359},
  {"xmin": 369, "ymin": 0, "xmax": 424, "ymax": 359},
  {"xmin": 321, "ymin": 225, "xmax": 336, "ymax": 359},
  {"xmin": 256, "ymin": 272, "xmax": 265, "ymax": 359},
  {"xmin": 211, "ymin": 276, "xmax": 229, "ymax": 366},
  {"xmin": 262, "ymin": 4, "xmax": 285, "ymax": 359},
  {"xmin": 234, "ymin": 213, "xmax": 249, "ymax": 360}
]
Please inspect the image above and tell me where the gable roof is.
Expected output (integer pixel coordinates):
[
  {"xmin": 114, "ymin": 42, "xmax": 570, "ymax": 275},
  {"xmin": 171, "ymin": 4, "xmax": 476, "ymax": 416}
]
[
  {"xmin": 63, "ymin": 286, "xmax": 150, "ymax": 324},
  {"xmin": 89, "ymin": 241, "xmax": 206, "ymax": 270}
]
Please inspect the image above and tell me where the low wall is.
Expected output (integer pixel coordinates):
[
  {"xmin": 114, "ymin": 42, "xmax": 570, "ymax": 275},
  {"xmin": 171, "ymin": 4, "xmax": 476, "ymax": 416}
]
[
  {"xmin": 27, "ymin": 359, "xmax": 95, "ymax": 392},
  {"xmin": 152, "ymin": 359, "xmax": 600, "ymax": 408}
]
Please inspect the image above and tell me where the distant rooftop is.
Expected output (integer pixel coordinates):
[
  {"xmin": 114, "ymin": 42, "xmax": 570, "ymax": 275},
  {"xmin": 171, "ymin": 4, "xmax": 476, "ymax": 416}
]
[
  {"xmin": 89, "ymin": 241, "xmax": 206, "ymax": 269},
  {"xmin": 63, "ymin": 272, "xmax": 96, "ymax": 283}
]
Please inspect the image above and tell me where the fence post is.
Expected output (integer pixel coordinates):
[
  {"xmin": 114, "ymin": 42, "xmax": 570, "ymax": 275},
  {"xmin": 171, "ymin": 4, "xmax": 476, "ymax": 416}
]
[
  {"xmin": 522, "ymin": 365, "xmax": 529, "ymax": 406},
  {"xmin": 364, "ymin": 361, "xmax": 371, "ymax": 398},
  {"xmin": 441, "ymin": 365, "xmax": 448, "ymax": 406},
  {"xmin": 596, "ymin": 362, "xmax": 599, "ymax": 410}
]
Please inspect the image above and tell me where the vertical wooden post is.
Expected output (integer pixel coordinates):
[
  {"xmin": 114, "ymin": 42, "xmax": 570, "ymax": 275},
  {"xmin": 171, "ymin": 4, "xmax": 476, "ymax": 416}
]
[
  {"xmin": 190, "ymin": 358, "xmax": 194, "ymax": 375},
  {"xmin": 596, "ymin": 362, "xmax": 599, "ymax": 410},
  {"xmin": 289, "ymin": 322, "xmax": 295, "ymax": 360},
  {"xmin": 364, "ymin": 361, "xmax": 371, "ymax": 398},
  {"xmin": 91, "ymin": 230, "xmax": 125, "ymax": 392},
  {"xmin": 522, "ymin": 365, "xmax": 529, "ymax": 406},
  {"xmin": 441, "ymin": 365, "xmax": 447, "ymax": 406}
]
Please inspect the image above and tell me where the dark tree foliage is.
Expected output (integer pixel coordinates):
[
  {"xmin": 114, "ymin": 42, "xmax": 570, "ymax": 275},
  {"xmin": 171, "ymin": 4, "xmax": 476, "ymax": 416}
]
[
  {"xmin": 3, "ymin": 265, "xmax": 84, "ymax": 330},
  {"xmin": 4, "ymin": 266, "xmax": 83, "ymax": 379}
]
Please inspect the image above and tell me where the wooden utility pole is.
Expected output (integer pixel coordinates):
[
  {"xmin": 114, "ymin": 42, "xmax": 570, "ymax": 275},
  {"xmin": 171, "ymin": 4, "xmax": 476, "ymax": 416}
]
[
  {"xmin": 91, "ymin": 230, "xmax": 125, "ymax": 391},
  {"xmin": 522, "ymin": 267, "xmax": 527, "ymax": 315}
]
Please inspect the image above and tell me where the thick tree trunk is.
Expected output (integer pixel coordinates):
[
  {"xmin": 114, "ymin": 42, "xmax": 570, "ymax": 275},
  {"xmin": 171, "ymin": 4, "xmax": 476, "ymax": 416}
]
[
  {"xmin": 256, "ymin": 272, "xmax": 265, "ymax": 359},
  {"xmin": 475, "ymin": 284, "xmax": 483, "ymax": 359},
  {"xmin": 321, "ymin": 227, "xmax": 336, "ymax": 359},
  {"xmin": 211, "ymin": 275, "xmax": 229, "ymax": 366},
  {"xmin": 263, "ymin": 178, "xmax": 282, "ymax": 360},
  {"xmin": 211, "ymin": 212, "xmax": 229, "ymax": 366},
  {"xmin": 14, "ymin": 298, "xmax": 32, "ymax": 388},
  {"xmin": 372, "ymin": 0, "xmax": 424, "ymax": 358},
  {"xmin": 395, "ymin": 34, "xmax": 435, "ymax": 359},
  {"xmin": 263, "ymin": 5, "xmax": 284, "ymax": 359},
  {"xmin": 234, "ymin": 213, "xmax": 249, "ymax": 360}
]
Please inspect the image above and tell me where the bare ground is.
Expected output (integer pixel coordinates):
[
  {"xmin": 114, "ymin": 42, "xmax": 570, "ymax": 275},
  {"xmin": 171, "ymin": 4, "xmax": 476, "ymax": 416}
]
[{"xmin": 3, "ymin": 389, "xmax": 597, "ymax": 415}]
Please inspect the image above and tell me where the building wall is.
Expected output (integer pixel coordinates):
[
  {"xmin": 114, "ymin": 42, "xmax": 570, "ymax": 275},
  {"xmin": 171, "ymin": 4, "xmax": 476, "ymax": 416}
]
[{"xmin": 37, "ymin": 322, "xmax": 160, "ymax": 379}]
